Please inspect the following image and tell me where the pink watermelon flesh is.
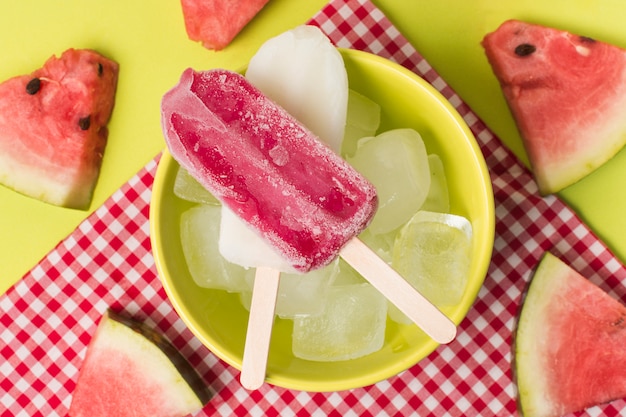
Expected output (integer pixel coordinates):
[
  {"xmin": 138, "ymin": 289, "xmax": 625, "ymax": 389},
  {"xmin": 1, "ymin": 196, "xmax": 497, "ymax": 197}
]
[
  {"xmin": 482, "ymin": 20, "xmax": 626, "ymax": 195},
  {"xmin": 515, "ymin": 252, "xmax": 626, "ymax": 417},
  {"xmin": 181, "ymin": 0, "xmax": 270, "ymax": 50},
  {"xmin": 0, "ymin": 48, "xmax": 118, "ymax": 209},
  {"xmin": 69, "ymin": 310, "xmax": 211, "ymax": 417}
]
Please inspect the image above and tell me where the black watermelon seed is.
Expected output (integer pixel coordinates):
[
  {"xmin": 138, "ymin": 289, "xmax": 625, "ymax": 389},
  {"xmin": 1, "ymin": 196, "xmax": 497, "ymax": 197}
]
[
  {"xmin": 580, "ymin": 36, "xmax": 596, "ymax": 43},
  {"xmin": 26, "ymin": 78, "xmax": 41, "ymax": 95},
  {"xmin": 514, "ymin": 43, "xmax": 536, "ymax": 57},
  {"xmin": 78, "ymin": 115, "xmax": 91, "ymax": 131},
  {"xmin": 97, "ymin": 62, "xmax": 103, "ymax": 76}
]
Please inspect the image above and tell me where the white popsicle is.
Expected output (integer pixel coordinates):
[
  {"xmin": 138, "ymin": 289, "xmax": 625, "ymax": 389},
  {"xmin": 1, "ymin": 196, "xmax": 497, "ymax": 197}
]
[{"xmin": 246, "ymin": 25, "xmax": 348, "ymax": 153}]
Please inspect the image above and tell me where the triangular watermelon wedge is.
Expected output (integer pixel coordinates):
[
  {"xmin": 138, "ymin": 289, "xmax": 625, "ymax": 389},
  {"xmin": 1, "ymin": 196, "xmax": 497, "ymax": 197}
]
[
  {"xmin": 0, "ymin": 48, "xmax": 118, "ymax": 209},
  {"xmin": 515, "ymin": 252, "xmax": 626, "ymax": 417},
  {"xmin": 482, "ymin": 20, "xmax": 626, "ymax": 195},
  {"xmin": 68, "ymin": 310, "xmax": 212, "ymax": 417},
  {"xmin": 181, "ymin": 0, "xmax": 270, "ymax": 50}
]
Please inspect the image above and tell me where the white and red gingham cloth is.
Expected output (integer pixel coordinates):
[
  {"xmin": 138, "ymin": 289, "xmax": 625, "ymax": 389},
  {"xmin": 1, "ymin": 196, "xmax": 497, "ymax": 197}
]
[{"xmin": 2, "ymin": 1, "xmax": 626, "ymax": 416}]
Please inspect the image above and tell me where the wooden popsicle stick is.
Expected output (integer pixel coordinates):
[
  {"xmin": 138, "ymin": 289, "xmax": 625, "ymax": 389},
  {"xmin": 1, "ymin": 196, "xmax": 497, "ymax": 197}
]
[
  {"xmin": 240, "ymin": 266, "xmax": 281, "ymax": 390},
  {"xmin": 340, "ymin": 237, "xmax": 457, "ymax": 344}
]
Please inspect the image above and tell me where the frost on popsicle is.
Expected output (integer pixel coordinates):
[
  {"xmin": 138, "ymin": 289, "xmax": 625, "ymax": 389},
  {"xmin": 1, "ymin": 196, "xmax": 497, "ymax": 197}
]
[{"xmin": 161, "ymin": 68, "xmax": 377, "ymax": 273}]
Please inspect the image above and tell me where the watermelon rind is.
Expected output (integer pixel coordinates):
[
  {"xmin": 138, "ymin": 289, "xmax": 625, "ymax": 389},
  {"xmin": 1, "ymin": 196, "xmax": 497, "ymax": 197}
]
[
  {"xmin": 482, "ymin": 20, "xmax": 626, "ymax": 195},
  {"xmin": 514, "ymin": 253, "xmax": 565, "ymax": 417},
  {"xmin": 69, "ymin": 310, "xmax": 211, "ymax": 417},
  {"xmin": 514, "ymin": 252, "xmax": 626, "ymax": 417},
  {"xmin": 0, "ymin": 48, "xmax": 118, "ymax": 209},
  {"xmin": 106, "ymin": 310, "xmax": 213, "ymax": 404}
]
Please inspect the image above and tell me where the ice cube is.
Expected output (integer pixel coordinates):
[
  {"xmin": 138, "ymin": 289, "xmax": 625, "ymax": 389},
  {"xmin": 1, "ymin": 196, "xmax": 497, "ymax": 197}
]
[
  {"xmin": 342, "ymin": 89, "xmax": 381, "ymax": 157},
  {"xmin": 331, "ymin": 259, "xmax": 366, "ymax": 286},
  {"xmin": 420, "ymin": 154, "xmax": 450, "ymax": 213},
  {"xmin": 292, "ymin": 283, "xmax": 387, "ymax": 361},
  {"xmin": 392, "ymin": 211, "xmax": 472, "ymax": 310},
  {"xmin": 358, "ymin": 227, "xmax": 398, "ymax": 265},
  {"xmin": 348, "ymin": 128, "xmax": 431, "ymax": 235},
  {"xmin": 276, "ymin": 261, "xmax": 339, "ymax": 318},
  {"xmin": 174, "ymin": 166, "xmax": 219, "ymax": 205},
  {"xmin": 387, "ymin": 301, "xmax": 413, "ymax": 325},
  {"xmin": 180, "ymin": 204, "xmax": 251, "ymax": 292}
]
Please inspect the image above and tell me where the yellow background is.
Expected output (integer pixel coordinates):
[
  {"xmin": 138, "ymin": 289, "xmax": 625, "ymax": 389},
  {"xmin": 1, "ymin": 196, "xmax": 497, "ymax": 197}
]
[{"xmin": 2, "ymin": 0, "xmax": 626, "ymax": 294}]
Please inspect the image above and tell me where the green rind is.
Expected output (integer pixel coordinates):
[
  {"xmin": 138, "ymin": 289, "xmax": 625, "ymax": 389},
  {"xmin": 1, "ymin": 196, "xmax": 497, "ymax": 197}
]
[
  {"xmin": 482, "ymin": 20, "xmax": 626, "ymax": 195},
  {"xmin": 514, "ymin": 252, "xmax": 626, "ymax": 417},
  {"xmin": 514, "ymin": 253, "xmax": 564, "ymax": 417},
  {"xmin": 0, "ymin": 49, "xmax": 118, "ymax": 209},
  {"xmin": 69, "ymin": 310, "xmax": 212, "ymax": 417},
  {"xmin": 107, "ymin": 310, "xmax": 213, "ymax": 404},
  {"xmin": 530, "ymin": 115, "xmax": 626, "ymax": 196}
]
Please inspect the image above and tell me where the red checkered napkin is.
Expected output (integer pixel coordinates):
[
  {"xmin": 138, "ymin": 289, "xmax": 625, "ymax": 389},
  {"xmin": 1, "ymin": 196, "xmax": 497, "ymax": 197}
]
[{"xmin": 3, "ymin": 0, "xmax": 626, "ymax": 416}]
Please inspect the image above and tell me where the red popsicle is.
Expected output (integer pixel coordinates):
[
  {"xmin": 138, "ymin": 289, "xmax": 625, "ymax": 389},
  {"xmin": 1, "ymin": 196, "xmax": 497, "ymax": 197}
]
[{"xmin": 161, "ymin": 68, "xmax": 378, "ymax": 273}]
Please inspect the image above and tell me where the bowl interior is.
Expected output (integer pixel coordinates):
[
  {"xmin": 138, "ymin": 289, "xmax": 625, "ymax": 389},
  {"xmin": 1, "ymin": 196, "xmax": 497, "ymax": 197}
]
[{"xmin": 150, "ymin": 48, "xmax": 495, "ymax": 392}]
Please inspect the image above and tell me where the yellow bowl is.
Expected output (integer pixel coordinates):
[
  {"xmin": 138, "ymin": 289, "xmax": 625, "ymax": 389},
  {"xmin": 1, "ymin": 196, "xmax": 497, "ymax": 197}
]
[{"xmin": 150, "ymin": 48, "xmax": 495, "ymax": 392}]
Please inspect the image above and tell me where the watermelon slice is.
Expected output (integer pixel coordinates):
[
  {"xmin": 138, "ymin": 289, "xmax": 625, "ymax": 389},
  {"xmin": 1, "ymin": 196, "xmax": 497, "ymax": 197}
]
[
  {"xmin": 515, "ymin": 252, "xmax": 626, "ymax": 417},
  {"xmin": 0, "ymin": 48, "xmax": 118, "ymax": 209},
  {"xmin": 482, "ymin": 20, "xmax": 626, "ymax": 195},
  {"xmin": 180, "ymin": 0, "xmax": 270, "ymax": 50},
  {"xmin": 69, "ymin": 310, "xmax": 211, "ymax": 417}
]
